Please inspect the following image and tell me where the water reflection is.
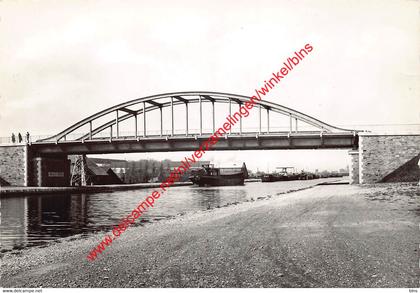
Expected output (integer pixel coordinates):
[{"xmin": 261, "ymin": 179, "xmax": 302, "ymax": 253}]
[
  {"xmin": 27, "ymin": 194, "xmax": 89, "ymax": 243},
  {"xmin": 0, "ymin": 179, "xmax": 332, "ymax": 252},
  {"xmin": 192, "ymin": 188, "xmax": 223, "ymax": 209},
  {"xmin": 1, "ymin": 196, "xmax": 27, "ymax": 250}
]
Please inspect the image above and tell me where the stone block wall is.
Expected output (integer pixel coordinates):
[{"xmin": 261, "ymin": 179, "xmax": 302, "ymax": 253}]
[
  {"xmin": 0, "ymin": 145, "xmax": 28, "ymax": 186},
  {"xmin": 359, "ymin": 134, "xmax": 420, "ymax": 184},
  {"xmin": 348, "ymin": 150, "xmax": 360, "ymax": 184}
]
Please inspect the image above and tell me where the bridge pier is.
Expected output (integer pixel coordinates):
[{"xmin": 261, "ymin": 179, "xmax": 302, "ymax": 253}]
[
  {"xmin": 0, "ymin": 144, "xmax": 31, "ymax": 186},
  {"xmin": 348, "ymin": 150, "xmax": 360, "ymax": 184},
  {"xmin": 349, "ymin": 133, "xmax": 420, "ymax": 184},
  {"xmin": 0, "ymin": 145, "xmax": 71, "ymax": 187},
  {"xmin": 358, "ymin": 133, "xmax": 420, "ymax": 183},
  {"xmin": 31, "ymin": 155, "xmax": 70, "ymax": 187}
]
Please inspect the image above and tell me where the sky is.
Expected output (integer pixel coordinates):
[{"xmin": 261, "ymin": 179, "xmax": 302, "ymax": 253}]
[{"xmin": 0, "ymin": 0, "xmax": 418, "ymax": 172}]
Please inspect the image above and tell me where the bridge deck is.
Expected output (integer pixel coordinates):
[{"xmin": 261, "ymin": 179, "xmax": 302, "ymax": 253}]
[{"xmin": 28, "ymin": 131, "xmax": 358, "ymax": 155}]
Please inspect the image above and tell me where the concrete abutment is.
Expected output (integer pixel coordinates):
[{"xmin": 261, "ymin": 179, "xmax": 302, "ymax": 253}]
[
  {"xmin": 0, "ymin": 144, "xmax": 30, "ymax": 186},
  {"xmin": 0, "ymin": 145, "xmax": 70, "ymax": 187},
  {"xmin": 348, "ymin": 150, "xmax": 360, "ymax": 184},
  {"xmin": 348, "ymin": 133, "xmax": 420, "ymax": 184}
]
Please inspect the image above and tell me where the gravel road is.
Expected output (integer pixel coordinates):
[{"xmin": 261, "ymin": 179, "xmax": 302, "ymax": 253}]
[{"xmin": 1, "ymin": 183, "xmax": 419, "ymax": 288}]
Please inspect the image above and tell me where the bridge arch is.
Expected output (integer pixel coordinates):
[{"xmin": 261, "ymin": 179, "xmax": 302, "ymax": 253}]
[{"xmin": 39, "ymin": 91, "xmax": 357, "ymax": 143}]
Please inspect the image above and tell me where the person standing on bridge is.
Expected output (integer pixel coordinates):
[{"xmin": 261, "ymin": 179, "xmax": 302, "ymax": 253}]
[
  {"xmin": 18, "ymin": 132, "xmax": 22, "ymax": 143},
  {"xmin": 26, "ymin": 132, "xmax": 30, "ymax": 143},
  {"xmin": 11, "ymin": 133, "xmax": 15, "ymax": 143}
]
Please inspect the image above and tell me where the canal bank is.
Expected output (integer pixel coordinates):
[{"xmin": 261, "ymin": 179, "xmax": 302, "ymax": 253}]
[{"xmin": 1, "ymin": 182, "xmax": 418, "ymax": 287}]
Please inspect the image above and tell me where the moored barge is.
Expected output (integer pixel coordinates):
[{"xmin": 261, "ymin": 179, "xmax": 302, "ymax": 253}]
[{"xmin": 189, "ymin": 163, "xmax": 248, "ymax": 186}]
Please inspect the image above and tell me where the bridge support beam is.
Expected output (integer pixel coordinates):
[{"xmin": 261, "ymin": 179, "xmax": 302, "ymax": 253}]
[
  {"xmin": 160, "ymin": 107, "xmax": 163, "ymax": 136},
  {"xmin": 143, "ymin": 102, "xmax": 146, "ymax": 137},
  {"xmin": 289, "ymin": 114, "xmax": 292, "ymax": 133},
  {"xmin": 134, "ymin": 114, "xmax": 138, "ymax": 139},
  {"xmin": 229, "ymin": 99, "xmax": 232, "ymax": 135},
  {"xmin": 185, "ymin": 103, "xmax": 189, "ymax": 136},
  {"xmin": 199, "ymin": 96, "xmax": 202, "ymax": 135},
  {"xmin": 266, "ymin": 108, "xmax": 270, "ymax": 133},
  {"xmin": 171, "ymin": 97, "xmax": 174, "ymax": 136},
  {"xmin": 89, "ymin": 121, "xmax": 92, "ymax": 140},
  {"xmin": 212, "ymin": 101, "xmax": 215, "ymax": 133},
  {"xmin": 238, "ymin": 103, "xmax": 242, "ymax": 134},
  {"xmin": 115, "ymin": 110, "xmax": 119, "ymax": 138}
]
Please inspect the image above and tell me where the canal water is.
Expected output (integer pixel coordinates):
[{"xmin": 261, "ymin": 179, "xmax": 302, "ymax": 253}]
[{"xmin": 0, "ymin": 178, "xmax": 339, "ymax": 252}]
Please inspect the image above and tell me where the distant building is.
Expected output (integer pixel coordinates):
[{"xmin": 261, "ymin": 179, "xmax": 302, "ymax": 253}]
[
  {"xmin": 85, "ymin": 159, "xmax": 123, "ymax": 185},
  {"xmin": 90, "ymin": 158, "xmax": 128, "ymax": 181},
  {"xmin": 88, "ymin": 157, "xmax": 211, "ymax": 183},
  {"xmin": 69, "ymin": 156, "xmax": 123, "ymax": 185}
]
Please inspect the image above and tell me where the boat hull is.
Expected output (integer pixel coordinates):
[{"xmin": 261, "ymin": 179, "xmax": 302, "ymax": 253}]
[
  {"xmin": 261, "ymin": 174, "xmax": 289, "ymax": 182},
  {"xmin": 190, "ymin": 174, "xmax": 245, "ymax": 186}
]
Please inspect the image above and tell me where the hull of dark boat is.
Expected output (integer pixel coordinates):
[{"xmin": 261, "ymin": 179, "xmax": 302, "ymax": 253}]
[{"xmin": 189, "ymin": 174, "xmax": 245, "ymax": 186}]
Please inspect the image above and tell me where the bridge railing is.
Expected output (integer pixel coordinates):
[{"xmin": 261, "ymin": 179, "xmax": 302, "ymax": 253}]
[
  {"xmin": 34, "ymin": 126, "xmax": 345, "ymax": 143},
  {"xmin": 336, "ymin": 124, "xmax": 420, "ymax": 134},
  {"xmin": 0, "ymin": 134, "xmax": 52, "ymax": 145},
  {"xmin": 0, "ymin": 127, "xmax": 339, "ymax": 145}
]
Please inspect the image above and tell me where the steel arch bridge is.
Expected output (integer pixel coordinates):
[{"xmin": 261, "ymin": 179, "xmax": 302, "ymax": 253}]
[{"xmin": 33, "ymin": 91, "xmax": 359, "ymax": 155}]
